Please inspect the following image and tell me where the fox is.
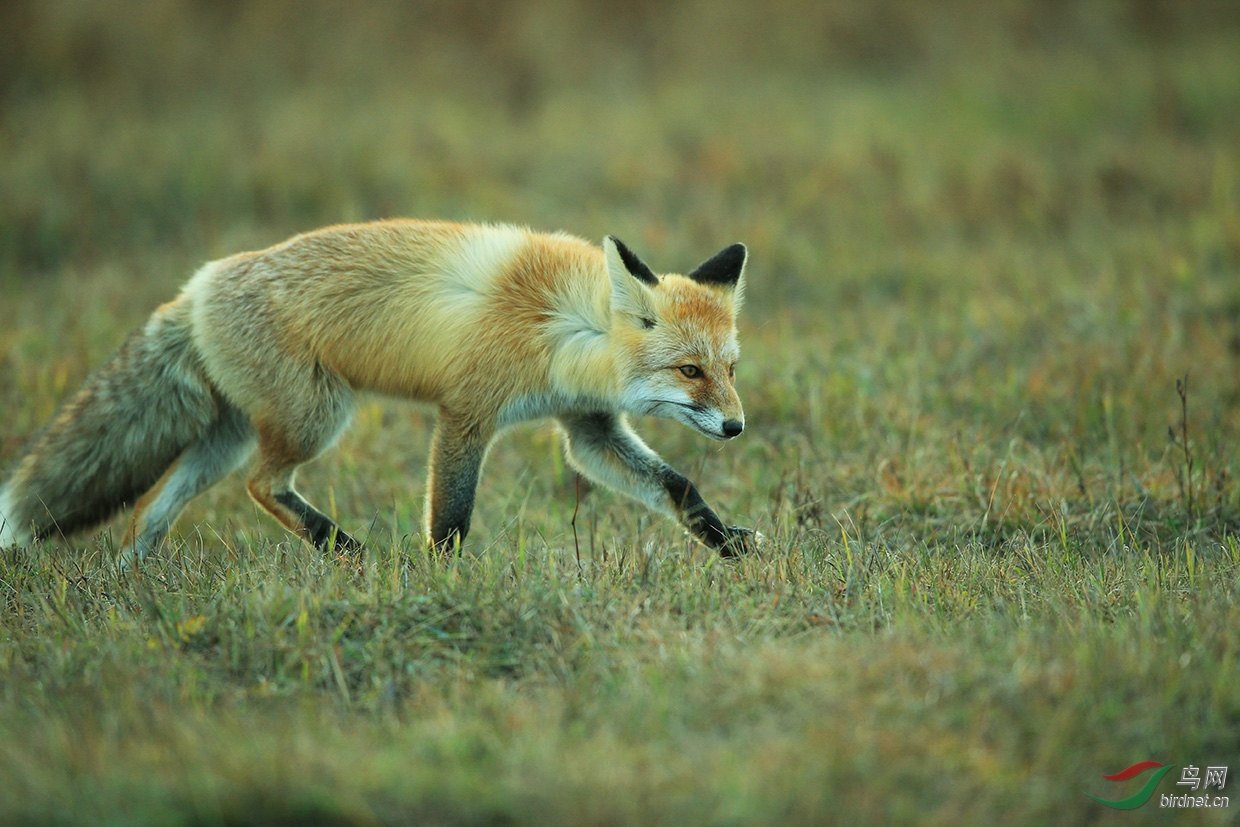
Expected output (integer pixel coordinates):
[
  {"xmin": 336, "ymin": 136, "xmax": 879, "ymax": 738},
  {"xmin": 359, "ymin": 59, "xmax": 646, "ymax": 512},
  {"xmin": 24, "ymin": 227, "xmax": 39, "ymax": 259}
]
[{"xmin": 0, "ymin": 220, "xmax": 756, "ymax": 562}]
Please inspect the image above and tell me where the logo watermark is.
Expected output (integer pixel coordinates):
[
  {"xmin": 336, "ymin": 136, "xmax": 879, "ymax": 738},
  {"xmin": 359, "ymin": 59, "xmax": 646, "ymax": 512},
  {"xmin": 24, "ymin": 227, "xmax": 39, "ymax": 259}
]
[
  {"xmin": 1162, "ymin": 765, "xmax": 1229, "ymax": 809},
  {"xmin": 1089, "ymin": 761, "xmax": 1229, "ymax": 810}
]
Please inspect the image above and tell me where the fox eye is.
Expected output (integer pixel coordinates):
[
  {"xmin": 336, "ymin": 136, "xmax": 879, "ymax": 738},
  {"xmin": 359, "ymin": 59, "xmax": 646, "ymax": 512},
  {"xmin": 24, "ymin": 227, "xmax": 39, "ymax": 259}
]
[
  {"xmin": 728, "ymin": 363, "xmax": 736, "ymax": 379},
  {"xmin": 678, "ymin": 365, "xmax": 702, "ymax": 379}
]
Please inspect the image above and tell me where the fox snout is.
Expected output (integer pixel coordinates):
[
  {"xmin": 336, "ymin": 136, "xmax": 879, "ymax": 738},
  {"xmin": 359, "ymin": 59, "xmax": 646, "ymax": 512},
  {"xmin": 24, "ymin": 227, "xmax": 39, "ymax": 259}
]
[
  {"xmin": 707, "ymin": 381, "xmax": 745, "ymax": 439},
  {"xmin": 693, "ymin": 381, "xmax": 744, "ymax": 440}
]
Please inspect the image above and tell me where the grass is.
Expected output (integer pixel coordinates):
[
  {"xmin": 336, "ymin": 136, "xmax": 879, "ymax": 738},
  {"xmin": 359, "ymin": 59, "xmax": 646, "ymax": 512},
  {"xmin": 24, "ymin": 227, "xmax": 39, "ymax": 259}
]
[{"xmin": 3, "ymin": 1, "xmax": 1240, "ymax": 824}]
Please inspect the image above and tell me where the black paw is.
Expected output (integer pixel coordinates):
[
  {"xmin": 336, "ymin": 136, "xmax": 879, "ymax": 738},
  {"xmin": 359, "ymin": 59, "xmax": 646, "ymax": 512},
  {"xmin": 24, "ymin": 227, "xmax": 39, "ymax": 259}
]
[
  {"xmin": 329, "ymin": 528, "xmax": 364, "ymax": 558},
  {"xmin": 718, "ymin": 525, "xmax": 761, "ymax": 558}
]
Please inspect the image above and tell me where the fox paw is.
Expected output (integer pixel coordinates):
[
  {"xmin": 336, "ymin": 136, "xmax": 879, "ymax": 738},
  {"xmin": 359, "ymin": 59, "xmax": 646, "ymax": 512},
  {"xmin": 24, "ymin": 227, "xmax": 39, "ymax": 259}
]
[{"xmin": 718, "ymin": 525, "xmax": 762, "ymax": 558}]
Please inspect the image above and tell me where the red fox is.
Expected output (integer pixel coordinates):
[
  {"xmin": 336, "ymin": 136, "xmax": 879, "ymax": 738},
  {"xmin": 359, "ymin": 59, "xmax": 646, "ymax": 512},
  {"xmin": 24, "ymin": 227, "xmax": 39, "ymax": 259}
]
[{"xmin": 0, "ymin": 221, "xmax": 755, "ymax": 561}]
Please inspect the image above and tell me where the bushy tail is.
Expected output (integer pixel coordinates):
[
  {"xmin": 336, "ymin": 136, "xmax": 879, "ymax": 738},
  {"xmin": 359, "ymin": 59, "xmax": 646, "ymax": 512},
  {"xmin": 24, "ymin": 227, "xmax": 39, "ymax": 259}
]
[{"xmin": 0, "ymin": 300, "xmax": 219, "ymax": 547}]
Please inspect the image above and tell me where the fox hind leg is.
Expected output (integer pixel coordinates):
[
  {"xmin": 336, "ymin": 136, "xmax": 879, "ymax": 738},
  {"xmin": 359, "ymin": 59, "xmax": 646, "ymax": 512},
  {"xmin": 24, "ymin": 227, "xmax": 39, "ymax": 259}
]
[
  {"xmin": 122, "ymin": 403, "xmax": 256, "ymax": 564},
  {"xmin": 245, "ymin": 404, "xmax": 360, "ymax": 554},
  {"xmin": 247, "ymin": 458, "xmax": 362, "ymax": 554}
]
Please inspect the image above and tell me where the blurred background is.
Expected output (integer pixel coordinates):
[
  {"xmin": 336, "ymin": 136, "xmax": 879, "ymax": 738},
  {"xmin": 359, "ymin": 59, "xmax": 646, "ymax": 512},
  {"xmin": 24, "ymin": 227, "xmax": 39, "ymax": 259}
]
[
  {"xmin": 4, "ymin": 0, "xmax": 1238, "ymax": 282},
  {"xmin": 2, "ymin": 0, "xmax": 1240, "ymax": 544}
]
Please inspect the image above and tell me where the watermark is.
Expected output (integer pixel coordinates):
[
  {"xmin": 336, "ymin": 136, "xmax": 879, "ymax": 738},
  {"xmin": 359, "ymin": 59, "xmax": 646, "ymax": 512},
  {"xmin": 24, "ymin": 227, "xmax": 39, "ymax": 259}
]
[
  {"xmin": 1162, "ymin": 765, "xmax": 1229, "ymax": 809},
  {"xmin": 1089, "ymin": 762, "xmax": 1228, "ymax": 810}
]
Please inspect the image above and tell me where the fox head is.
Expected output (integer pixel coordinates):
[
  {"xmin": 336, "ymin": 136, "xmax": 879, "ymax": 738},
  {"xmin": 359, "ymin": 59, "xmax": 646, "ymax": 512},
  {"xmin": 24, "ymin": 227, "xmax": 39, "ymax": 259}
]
[{"xmin": 604, "ymin": 236, "xmax": 746, "ymax": 440}]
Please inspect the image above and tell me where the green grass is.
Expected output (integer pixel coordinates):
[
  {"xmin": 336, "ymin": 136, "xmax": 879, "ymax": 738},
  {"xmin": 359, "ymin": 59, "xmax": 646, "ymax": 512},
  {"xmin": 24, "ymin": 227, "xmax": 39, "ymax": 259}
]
[{"xmin": 3, "ymin": 1, "xmax": 1240, "ymax": 824}]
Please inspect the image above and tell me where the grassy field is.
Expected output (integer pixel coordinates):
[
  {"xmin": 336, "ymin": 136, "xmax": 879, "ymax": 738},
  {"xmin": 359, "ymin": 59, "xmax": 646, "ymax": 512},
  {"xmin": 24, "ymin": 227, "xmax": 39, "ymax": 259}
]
[{"xmin": 3, "ymin": 1, "xmax": 1240, "ymax": 824}]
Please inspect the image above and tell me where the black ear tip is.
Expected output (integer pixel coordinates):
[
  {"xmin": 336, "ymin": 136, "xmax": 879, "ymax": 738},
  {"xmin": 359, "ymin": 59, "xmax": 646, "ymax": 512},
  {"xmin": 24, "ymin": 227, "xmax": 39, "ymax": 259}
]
[
  {"xmin": 606, "ymin": 235, "xmax": 633, "ymax": 253},
  {"xmin": 687, "ymin": 242, "xmax": 748, "ymax": 287},
  {"xmin": 607, "ymin": 235, "xmax": 659, "ymax": 286}
]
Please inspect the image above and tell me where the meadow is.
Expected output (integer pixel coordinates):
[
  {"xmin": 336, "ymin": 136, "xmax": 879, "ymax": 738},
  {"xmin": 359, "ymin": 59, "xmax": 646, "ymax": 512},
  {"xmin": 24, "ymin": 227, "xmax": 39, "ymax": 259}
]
[{"xmin": 2, "ymin": 1, "xmax": 1240, "ymax": 824}]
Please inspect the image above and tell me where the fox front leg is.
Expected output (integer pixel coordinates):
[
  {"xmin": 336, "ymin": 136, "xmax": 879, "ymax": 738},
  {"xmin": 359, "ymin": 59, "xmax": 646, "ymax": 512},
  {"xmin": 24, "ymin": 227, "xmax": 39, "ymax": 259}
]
[
  {"xmin": 658, "ymin": 466, "xmax": 756, "ymax": 557},
  {"xmin": 558, "ymin": 412, "xmax": 755, "ymax": 557},
  {"xmin": 424, "ymin": 411, "xmax": 494, "ymax": 554}
]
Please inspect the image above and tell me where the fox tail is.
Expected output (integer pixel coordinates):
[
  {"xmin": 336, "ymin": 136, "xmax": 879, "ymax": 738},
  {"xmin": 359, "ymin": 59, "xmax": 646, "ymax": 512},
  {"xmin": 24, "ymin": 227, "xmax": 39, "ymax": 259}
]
[{"xmin": 0, "ymin": 300, "xmax": 219, "ymax": 549}]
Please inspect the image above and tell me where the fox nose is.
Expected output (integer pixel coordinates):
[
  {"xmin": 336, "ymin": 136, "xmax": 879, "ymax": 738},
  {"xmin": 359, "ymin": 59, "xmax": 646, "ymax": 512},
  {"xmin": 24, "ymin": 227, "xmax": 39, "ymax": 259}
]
[{"xmin": 722, "ymin": 419, "xmax": 744, "ymax": 438}]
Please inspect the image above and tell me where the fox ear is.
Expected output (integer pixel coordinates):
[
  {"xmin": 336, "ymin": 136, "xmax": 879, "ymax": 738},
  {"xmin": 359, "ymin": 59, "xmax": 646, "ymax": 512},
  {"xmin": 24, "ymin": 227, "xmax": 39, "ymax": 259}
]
[
  {"xmin": 604, "ymin": 236, "xmax": 659, "ymax": 287},
  {"xmin": 687, "ymin": 243, "xmax": 747, "ymax": 290},
  {"xmin": 604, "ymin": 235, "xmax": 659, "ymax": 323}
]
